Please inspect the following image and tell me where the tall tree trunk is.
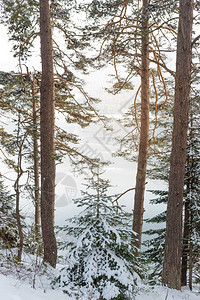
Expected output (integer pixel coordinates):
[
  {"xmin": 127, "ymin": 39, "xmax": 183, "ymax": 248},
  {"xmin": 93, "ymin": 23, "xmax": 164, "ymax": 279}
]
[
  {"xmin": 162, "ymin": 0, "xmax": 193, "ymax": 289},
  {"xmin": 132, "ymin": 0, "xmax": 149, "ymax": 249},
  {"xmin": 32, "ymin": 74, "xmax": 40, "ymax": 237},
  {"xmin": 40, "ymin": 0, "xmax": 57, "ymax": 267}
]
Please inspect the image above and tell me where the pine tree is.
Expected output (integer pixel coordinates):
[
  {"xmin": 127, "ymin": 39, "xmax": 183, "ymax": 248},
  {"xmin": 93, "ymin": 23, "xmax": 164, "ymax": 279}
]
[
  {"xmin": 55, "ymin": 165, "xmax": 143, "ymax": 300},
  {"xmin": 142, "ymin": 50, "xmax": 200, "ymax": 285},
  {"xmin": 0, "ymin": 0, "xmax": 103, "ymax": 265},
  {"xmin": 181, "ymin": 95, "xmax": 200, "ymax": 288},
  {"xmin": 144, "ymin": 122, "xmax": 200, "ymax": 287},
  {"xmin": 162, "ymin": 0, "xmax": 194, "ymax": 289},
  {"xmin": 83, "ymin": 0, "xmax": 179, "ymax": 250},
  {"xmin": 39, "ymin": 0, "xmax": 57, "ymax": 268},
  {"xmin": 142, "ymin": 95, "xmax": 200, "ymax": 286}
]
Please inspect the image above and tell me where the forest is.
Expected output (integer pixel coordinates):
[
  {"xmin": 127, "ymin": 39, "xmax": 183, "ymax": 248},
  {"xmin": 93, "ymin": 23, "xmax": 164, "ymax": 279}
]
[{"xmin": 0, "ymin": 0, "xmax": 200, "ymax": 299}]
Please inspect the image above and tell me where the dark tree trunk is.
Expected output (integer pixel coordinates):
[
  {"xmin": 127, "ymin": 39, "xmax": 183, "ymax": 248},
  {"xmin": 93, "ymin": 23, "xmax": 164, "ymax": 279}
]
[
  {"xmin": 40, "ymin": 0, "xmax": 57, "ymax": 267},
  {"xmin": 32, "ymin": 74, "xmax": 40, "ymax": 237},
  {"xmin": 132, "ymin": 0, "xmax": 149, "ymax": 249},
  {"xmin": 162, "ymin": 0, "xmax": 193, "ymax": 289}
]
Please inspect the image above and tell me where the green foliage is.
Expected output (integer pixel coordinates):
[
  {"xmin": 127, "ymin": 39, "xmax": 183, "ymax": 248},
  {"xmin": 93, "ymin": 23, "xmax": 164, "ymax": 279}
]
[
  {"xmin": 85, "ymin": 0, "xmax": 123, "ymax": 18},
  {"xmin": 23, "ymin": 225, "xmax": 43, "ymax": 256},
  {"xmin": 142, "ymin": 190, "xmax": 167, "ymax": 284},
  {"xmin": 54, "ymin": 166, "xmax": 144, "ymax": 299},
  {"xmin": 0, "ymin": 177, "xmax": 18, "ymax": 249},
  {"xmin": 143, "ymin": 102, "xmax": 200, "ymax": 284},
  {"xmin": 0, "ymin": 0, "xmax": 39, "ymax": 59}
]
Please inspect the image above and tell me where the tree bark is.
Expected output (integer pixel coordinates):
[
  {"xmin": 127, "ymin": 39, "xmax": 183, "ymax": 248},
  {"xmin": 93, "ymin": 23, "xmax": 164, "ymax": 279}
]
[
  {"xmin": 162, "ymin": 0, "xmax": 193, "ymax": 289},
  {"xmin": 40, "ymin": 0, "xmax": 57, "ymax": 267},
  {"xmin": 132, "ymin": 0, "xmax": 149, "ymax": 249},
  {"xmin": 32, "ymin": 74, "xmax": 40, "ymax": 237}
]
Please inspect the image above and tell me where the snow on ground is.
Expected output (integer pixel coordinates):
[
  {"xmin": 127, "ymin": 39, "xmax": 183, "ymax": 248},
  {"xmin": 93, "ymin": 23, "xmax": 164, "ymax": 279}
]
[
  {"xmin": 0, "ymin": 273, "xmax": 200, "ymax": 300},
  {"xmin": 137, "ymin": 286, "xmax": 200, "ymax": 300},
  {"xmin": 0, "ymin": 273, "xmax": 69, "ymax": 300}
]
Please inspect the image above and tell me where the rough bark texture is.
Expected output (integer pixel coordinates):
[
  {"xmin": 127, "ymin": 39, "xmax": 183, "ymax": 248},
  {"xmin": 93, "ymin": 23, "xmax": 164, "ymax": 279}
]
[
  {"xmin": 162, "ymin": 0, "xmax": 193, "ymax": 289},
  {"xmin": 32, "ymin": 75, "xmax": 40, "ymax": 237},
  {"xmin": 132, "ymin": 0, "xmax": 149, "ymax": 249},
  {"xmin": 40, "ymin": 0, "xmax": 57, "ymax": 267}
]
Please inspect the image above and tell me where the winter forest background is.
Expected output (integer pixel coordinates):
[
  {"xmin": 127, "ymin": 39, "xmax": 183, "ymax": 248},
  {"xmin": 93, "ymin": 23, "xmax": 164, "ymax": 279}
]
[{"xmin": 0, "ymin": 1, "xmax": 200, "ymax": 299}]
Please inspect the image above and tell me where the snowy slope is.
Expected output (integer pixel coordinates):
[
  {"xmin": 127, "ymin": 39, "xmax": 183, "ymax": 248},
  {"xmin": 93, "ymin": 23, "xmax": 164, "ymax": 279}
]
[
  {"xmin": 0, "ymin": 274, "xmax": 69, "ymax": 300},
  {"xmin": 137, "ymin": 286, "xmax": 200, "ymax": 300},
  {"xmin": 1, "ymin": 273, "xmax": 200, "ymax": 300}
]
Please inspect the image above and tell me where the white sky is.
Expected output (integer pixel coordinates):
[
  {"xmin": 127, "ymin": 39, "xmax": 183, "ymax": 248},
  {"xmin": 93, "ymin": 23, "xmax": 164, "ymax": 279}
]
[{"xmin": 0, "ymin": 25, "xmax": 18, "ymax": 71}]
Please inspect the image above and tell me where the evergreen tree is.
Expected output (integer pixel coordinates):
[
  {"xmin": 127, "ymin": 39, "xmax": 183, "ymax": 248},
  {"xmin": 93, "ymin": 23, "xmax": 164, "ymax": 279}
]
[
  {"xmin": 182, "ymin": 96, "xmax": 200, "ymax": 288},
  {"xmin": 162, "ymin": 0, "xmax": 194, "ymax": 289},
  {"xmin": 144, "ymin": 122, "xmax": 200, "ymax": 287},
  {"xmin": 142, "ymin": 43, "xmax": 200, "ymax": 285},
  {"xmin": 82, "ymin": 0, "xmax": 179, "ymax": 250},
  {"xmin": 0, "ymin": 177, "xmax": 17, "ymax": 249},
  {"xmin": 143, "ymin": 190, "xmax": 167, "ymax": 284},
  {"xmin": 55, "ymin": 165, "xmax": 143, "ymax": 300},
  {"xmin": 143, "ymin": 95, "xmax": 200, "ymax": 286},
  {"xmin": 39, "ymin": 0, "xmax": 57, "ymax": 268}
]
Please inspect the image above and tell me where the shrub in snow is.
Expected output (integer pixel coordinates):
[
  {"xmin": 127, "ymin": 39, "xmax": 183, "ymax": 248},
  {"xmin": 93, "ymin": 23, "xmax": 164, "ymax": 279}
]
[
  {"xmin": 143, "ymin": 190, "xmax": 167, "ymax": 284},
  {"xmin": 0, "ymin": 178, "xmax": 18, "ymax": 249},
  {"xmin": 54, "ymin": 167, "xmax": 144, "ymax": 299},
  {"xmin": 23, "ymin": 225, "xmax": 43, "ymax": 256}
]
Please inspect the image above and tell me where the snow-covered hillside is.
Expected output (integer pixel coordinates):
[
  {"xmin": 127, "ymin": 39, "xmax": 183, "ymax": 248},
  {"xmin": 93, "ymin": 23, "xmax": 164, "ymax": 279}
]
[
  {"xmin": 1, "ymin": 273, "xmax": 199, "ymax": 300},
  {"xmin": 0, "ymin": 273, "xmax": 68, "ymax": 300}
]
